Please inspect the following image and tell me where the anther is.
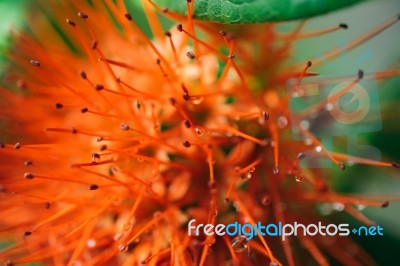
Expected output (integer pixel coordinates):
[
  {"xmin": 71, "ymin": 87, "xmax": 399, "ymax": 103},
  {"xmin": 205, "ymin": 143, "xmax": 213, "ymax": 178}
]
[
  {"xmin": 0, "ymin": 142, "xmax": 5, "ymax": 148},
  {"xmin": 80, "ymin": 70, "xmax": 87, "ymax": 79},
  {"xmin": 165, "ymin": 31, "xmax": 171, "ymax": 37},
  {"xmin": 66, "ymin": 19, "xmax": 76, "ymax": 26},
  {"xmin": 24, "ymin": 160, "xmax": 33, "ymax": 166},
  {"xmin": 182, "ymin": 92, "xmax": 190, "ymax": 101},
  {"xmin": 381, "ymin": 201, "xmax": 389, "ymax": 208},
  {"xmin": 186, "ymin": 51, "xmax": 195, "ymax": 59},
  {"xmin": 392, "ymin": 162, "xmax": 400, "ymax": 168},
  {"xmin": 92, "ymin": 153, "xmax": 101, "ymax": 162},
  {"xmin": 44, "ymin": 202, "xmax": 51, "ymax": 209},
  {"xmin": 182, "ymin": 141, "xmax": 191, "ymax": 148},
  {"xmin": 262, "ymin": 111, "xmax": 269, "ymax": 121},
  {"xmin": 228, "ymin": 54, "xmax": 235, "ymax": 59},
  {"xmin": 24, "ymin": 173, "xmax": 34, "ymax": 179},
  {"xmin": 339, "ymin": 23, "xmax": 348, "ymax": 29},
  {"xmin": 183, "ymin": 120, "xmax": 191, "ymax": 128},
  {"xmin": 91, "ymin": 40, "xmax": 97, "ymax": 49},
  {"xmin": 95, "ymin": 84, "xmax": 104, "ymax": 91},
  {"xmin": 307, "ymin": 61, "xmax": 312, "ymax": 67},
  {"xmin": 219, "ymin": 31, "xmax": 227, "ymax": 36},
  {"xmin": 358, "ymin": 69, "xmax": 364, "ymax": 80},
  {"xmin": 97, "ymin": 137, "xmax": 103, "ymax": 142},
  {"xmin": 120, "ymin": 123, "xmax": 130, "ymax": 131},
  {"xmin": 78, "ymin": 12, "xmax": 88, "ymax": 19},
  {"xmin": 71, "ymin": 127, "xmax": 77, "ymax": 134},
  {"xmin": 30, "ymin": 60, "xmax": 40, "ymax": 67},
  {"xmin": 162, "ymin": 8, "xmax": 169, "ymax": 13},
  {"xmin": 81, "ymin": 107, "xmax": 88, "ymax": 113},
  {"xmin": 55, "ymin": 103, "xmax": 63, "ymax": 109},
  {"xmin": 177, "ymin": 24, "xmax": 183, "ymax": 32},
  {"xmin": 338, "ymin": 162, "xmax": 346, "ymax": 171},
  {"xmin": 14, "ymin": 143, "xmax": 21, "ymax": 149},
  {"xmin": 170, "ymin": 97, "xmax": 177, "ymax": 106},
  {"xmin": 156, "ymin": 58, "xmax": 161, "ymax": 64},
  {"xmin": 89, "ymin": 184, "xmax": 99, "ymax": 190},
  {"xmin": 100, "ymin": 145, "xmax": 107, "ymax": 151},
  {"xmin": 125, "ymin": 13, "xmax": 133, "ymax": 21},
  {"xmin": 297, "ymin": 152, "xmax": 305, "ymax": 160},
  {"xmin": 23, "ymin": 231, "xmax": 32, "ymax": 237}
]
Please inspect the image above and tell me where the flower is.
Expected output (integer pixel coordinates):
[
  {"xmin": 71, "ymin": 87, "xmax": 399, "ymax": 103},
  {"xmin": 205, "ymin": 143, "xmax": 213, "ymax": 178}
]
[{"xmin": 0, "ymin": 1, "xmax": 399, "ymax": 265}]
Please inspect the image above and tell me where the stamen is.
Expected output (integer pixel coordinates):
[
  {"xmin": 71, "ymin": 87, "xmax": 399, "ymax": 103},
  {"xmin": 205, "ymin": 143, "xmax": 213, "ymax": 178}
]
[
  {"xmin": 30, "ymin": 60, "xmax": 40, "ymax": 67},
  {"xmin": 77, "ymin": 12, "xmax": 88, "ymax": 19}
]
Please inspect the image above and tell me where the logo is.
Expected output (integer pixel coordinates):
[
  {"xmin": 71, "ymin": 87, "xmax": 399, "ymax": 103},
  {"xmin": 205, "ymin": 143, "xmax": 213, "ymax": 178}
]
[{"xmin": 287, "ymin": 41, "xmax": 382, "ymax": 168}]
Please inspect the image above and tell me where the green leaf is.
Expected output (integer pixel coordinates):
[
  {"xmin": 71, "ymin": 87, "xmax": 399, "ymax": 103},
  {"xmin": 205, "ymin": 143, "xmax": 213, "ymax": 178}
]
[{"xmin": 153, "ymin": 0, "xmax": 368, "ymax": 24}]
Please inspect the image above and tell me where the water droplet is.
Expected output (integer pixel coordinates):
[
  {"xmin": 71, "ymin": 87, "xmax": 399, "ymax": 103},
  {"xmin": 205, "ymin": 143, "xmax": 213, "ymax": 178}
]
[
  {"xmin": 195, "ymin": 127, "xmax": 204, "ymax": 136},
  {"xmin": 119, "ymin": 243, "xmax": 128, "ymax": 252},
  {"xmin": 72, "ymin": 261, "xmax": 82, "ymax": 266},
  {"xmin": 151, "ymin": 168, "xmax": 159, "ymax": 175},
  {"xmin": 300, "ymin": 120, "xmax": 310, "ymax": 130},
  {"xmin": 304, "ymin": 138, "xmax": 313, "ymax": 146},
  {"xmin": 270, "ymin": 262, "xmax": 278, "ymax": 266},
  {"xmin": 87, "ymin": 239, "xmax": 96, "ymax": 248},
  {"xmin": 231, "ymin": 235, "xmax": 248, "ymax": 253},
  {"xmin": 356, "ymin": 204, "xmax": 366, "ymax": 211},
  {"xmin": 318, "ymin": 203, "xmax": 333, "ymax": 216},
  {"xmin": 272, "ymin": 167, "xmax": 280, "ymax": 175},
  {"xmin": 261, "ymin": 195, "xmax": 271, "ymax": 206},
  {"xmin": 325, "ymin": 103, "xmax": 334, "ymax": 111},
  {"xmin": 249, "ymin": 167, "xmax": 255, "ymax": 173},
  {"xmin": 191, "ymin": 96, "xmax": 204, "ymax": 105},
  {"xmin": 260, "ymin": 139, "xmax": 269, "ymax": 147},
  {"xmin": 315, "ymin": 146, "xmax": 322, "ymax": 153},
  {"xmin": 213, "ymin": 209, "xmax": 218, "ymax": 216},
  {"xmin": 332, "ymin": 202, "xmax": 345, "ymax": 211},
  {"xmin": 245, "ymin": 173, "xmax": 252, "ymax": 179},
  {"xmin": 113, "ymin": 233, "xmax": 123, "ymax": 241},
  {"xmin": 232, "ymin": 202, "xmax": 240, "ymax": 212},
  {"xmin": 137, "ymin": 157, "xmax": 144, "ymax": 163},
  {"xmin": 277, "ymin": 116, "xmax": 288, "ymax": 129},
  {"xmin": 295, "ymin": 174, "xmax": 304, "ymax": 182}
]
